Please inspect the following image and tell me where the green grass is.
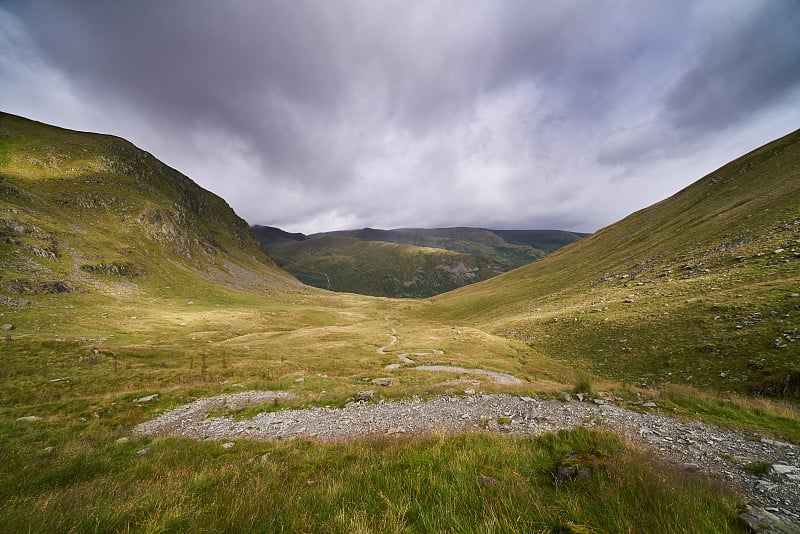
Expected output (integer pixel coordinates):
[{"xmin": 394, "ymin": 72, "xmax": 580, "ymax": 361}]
[
  {"xmin": 661, "ymin": 385, "xmax": 800, "ymax": 444},
  {"xmin": 572, "ymin": 372, "xmax": 594, "ymax": 395},
  {"xmin": 1, "ymin": 111, "xmax": 798, "ymax": 532},
  {"xmin": 254, "ymin": 227, "xmax": 588, "ymax": 298},
  {"xmin": 426, "ymin": 127, "xmax": 800, "ymax": 398},
  {"xmin": 0, "ymin": 420, "xmax": 746, "ymax": 533},
  {"xmin": 742, "ymin": 462, "xmax": 772, "ymax": 477}
]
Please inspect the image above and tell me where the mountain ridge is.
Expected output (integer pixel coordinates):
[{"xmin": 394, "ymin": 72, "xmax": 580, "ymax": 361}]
[
  {"xmin": 251, "ymin": 224, "xmax": 587, "ymax": 297},
  {"xmin": 0, "ymin": 111, "xmax": 295, "ymax": 299}
]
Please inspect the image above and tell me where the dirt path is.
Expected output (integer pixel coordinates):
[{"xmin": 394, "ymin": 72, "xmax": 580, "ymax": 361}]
[
  {"xmin": 133, "ymin": 390, "xmax": 800, "ymax": 529},
  {"xmin": 410, "ymin": 365, "xmax": 524, "ymax": 385},
  {"xmin": 376, "ymin": 329, "xmax": 397, "ymax": 354},
  {"xmin": 377, "ymin": 327, "xmax": 525, "ymax": 384}
]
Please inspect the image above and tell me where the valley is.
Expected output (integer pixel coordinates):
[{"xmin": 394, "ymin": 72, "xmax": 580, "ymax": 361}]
[
  {"xmin": 252, "ymin": 225, "xmax": 586, "ymax": 297},
  {"xmin": 1, "ymin": 112, "xmax": 799, "ymax": 532}
]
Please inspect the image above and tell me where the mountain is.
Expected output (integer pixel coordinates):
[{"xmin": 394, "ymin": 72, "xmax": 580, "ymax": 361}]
[
  {"xmin": 2, "ymin": 112, "xmax": 799, "ymax": 533},
  {"xmin": 256, "ymin": 234, "xmax": 500, "ymax": 297},
  {"xmin": 0, "ymin": 112, "xmax": 295, "ymax": 302},
  {"xmin": 312, "ymin": 226, "xmax": 587, "ymax": 262},
  {"xmin": 490, "ymin": 229, "xmax": 590, "ymax": 253},
  {"xmin": 250, "ymin": 225, "xmax": 306, "ymax": 246},
  {"xmin": 428, "ymin": 128, "xmax": 800, "ymax": 397},
  {"xmin": 252, "ymin": 225, "xmax": 586, "ymax": 297}
]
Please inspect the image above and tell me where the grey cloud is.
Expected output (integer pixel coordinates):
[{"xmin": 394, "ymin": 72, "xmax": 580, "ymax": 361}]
[
  {"xmin": 1, "ymin": 0, "xmax": 798, "ymax": 234},
  {"xmin": 665, "ymin": 0, "xmax": 800, "ymax": 134}
]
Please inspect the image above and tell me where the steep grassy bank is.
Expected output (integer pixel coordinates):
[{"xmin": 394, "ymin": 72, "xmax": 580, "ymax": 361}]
[
  {"xmin": 0, "ymin": 112, "xmax": 291, "ymax": 300},
  {"xmin": 426, "ymin": 128, "xmax": 800, "ymax": 397}
]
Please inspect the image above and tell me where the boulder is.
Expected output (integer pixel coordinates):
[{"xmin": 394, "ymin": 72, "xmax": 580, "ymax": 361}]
[
  {"xmin": 739, "ymin": 504, "xmax": 799, "ymax": 534},
  {"xmin": 47, "ymin": 377, "xmax": 69, "ymax": 384},
  {"xmin": 767, "ymin": 464, "xmax": 800, "ymax": 482},
  {"xmin": 370, "ymin": 377, "xmax": 397, "ymax": 387},
  {"xmin": 354, "ymin": 390, "xmax": 374, "ymax": 402},
  {"xmin": 133, "ymin": 394, "xmax": 159, "ymax": 404},
  {"xmin": 555, "ymin": 452, "xmax": 604, "ymax": 485},
  {"xmin": 1, "ymin": 324, "xmax": 13, "ymax": 331},
  {"xmin": 682, "ymin": 463, "xmax": 700, "ymax": 473}
]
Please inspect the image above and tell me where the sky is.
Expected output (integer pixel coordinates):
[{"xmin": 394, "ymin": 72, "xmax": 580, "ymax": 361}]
[{"xmin": 2, "ymin": 1, "xmax": 800, "ymax": 234}]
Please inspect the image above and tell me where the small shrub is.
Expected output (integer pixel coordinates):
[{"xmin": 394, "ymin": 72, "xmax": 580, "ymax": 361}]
[
  {"xmin": 743, "ymin": 462, "xmax": 771, "ymax": 477},
  {"xmin": 573, "ymin": 372, "xmax": 593, "ymax": 394}
]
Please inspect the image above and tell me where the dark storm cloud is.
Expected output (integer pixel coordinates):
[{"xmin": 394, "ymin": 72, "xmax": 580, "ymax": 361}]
[
  {"xmin": 5, "ymin": 1, "xmax": 354, "ymax": 182},
  {"xmin": 665, "ymin": 1, "xmax": 800, "ymax": 135},
  {"xmin": 2, "ymin": 1, "xmax": 799, "ymax": 233}
]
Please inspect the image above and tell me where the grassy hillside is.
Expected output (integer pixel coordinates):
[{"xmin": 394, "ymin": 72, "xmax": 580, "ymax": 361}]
[
  {"xmin": 251, "ymin": 224, "xmax": 306, "ymax": 246},
  {"xmin": 253, "ymin": 225, "xmax": 585, "ymax": 297},
  {"xmin": 1, "ymin": 112, "xmax": 796, "ymax": 532},
  {"xmin": 314, "ymin": 226, "xmax": 561, "ymax": 267},
  {"xmin": 257, "ymin": 233, "xmax": 502, "ymax": 297},
  {"xmin": 427, "ymin": 128, "xmax": 800, "ymax": 397},
  {"xmin": 0, "ymin": 112, "xmax": 295, "ymax": 299}
]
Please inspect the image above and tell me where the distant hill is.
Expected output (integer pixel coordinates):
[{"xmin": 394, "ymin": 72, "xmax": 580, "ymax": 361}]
[
  {"xmin": 251, "ymin": 225, "xmax": 586, "ymax": 297},
  {"xmin": 428, "ymin": 127, "xmax": 800, "ymax": 397},
  {"xmin": 0, "ymin": 112, "xmax": 295, "ymax": 302},
  {"xmin": 312, "ymin": 227, "xmax": 588, "ymax": 256},
  {"xmin": 490, "ymin": 229, "xmax": 589, "ymax": 253},
  {"xmin": 251, "ymin": 225, "xmax": 307, "ymax": 246}
]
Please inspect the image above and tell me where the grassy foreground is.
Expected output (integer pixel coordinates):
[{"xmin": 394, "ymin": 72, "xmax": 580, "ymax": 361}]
[
  {"xmin": 0, "ymin": 285, "xmax": 794, "ymax": 532},
  {"xmin": 1, "ymin": 422, "xmax": 745, "ymax": 533}
]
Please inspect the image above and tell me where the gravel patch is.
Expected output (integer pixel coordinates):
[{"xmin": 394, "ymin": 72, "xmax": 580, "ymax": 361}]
[
  {"xmin": 410, "ymin": 365, "xmax": 524, "ymax": 385},
  {"xmin": 134, "ymin": 391, "xmax": 800, "ymax": 528}
]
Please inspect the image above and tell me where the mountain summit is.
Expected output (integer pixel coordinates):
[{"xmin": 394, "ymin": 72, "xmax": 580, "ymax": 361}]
[{"xmin": 0, "ymin": 112, "xmax": 294, "ymax": 301}]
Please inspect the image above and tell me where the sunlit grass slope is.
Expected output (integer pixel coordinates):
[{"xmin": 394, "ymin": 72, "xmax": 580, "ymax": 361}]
[
  {"xmin": 0, "ymin": 112, "xmax": 792, "ymax": 532},
  {"xmin": 428, "ymin": 128, "xmax": 800, "ymax": 396},
  {"xmin": 0, "ymin": 111, "xmax": 292, "ymax": 298}
]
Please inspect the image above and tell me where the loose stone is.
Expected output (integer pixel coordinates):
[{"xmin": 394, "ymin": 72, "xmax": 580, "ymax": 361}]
[
  {"xmin": 16, "ymin": 416, "xmax": 41, "ymax": 422},
  {"xmin": 354, "ymin": 390, "xmax": 374, "ymax": 402}
]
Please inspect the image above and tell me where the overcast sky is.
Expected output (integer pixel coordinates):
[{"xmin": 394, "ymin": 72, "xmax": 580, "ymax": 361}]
[{"xmin": 2, "ymin": 1, "xmax": 799, "ymax": 233}]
